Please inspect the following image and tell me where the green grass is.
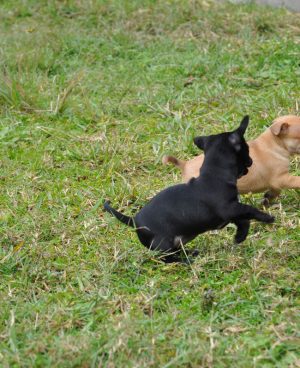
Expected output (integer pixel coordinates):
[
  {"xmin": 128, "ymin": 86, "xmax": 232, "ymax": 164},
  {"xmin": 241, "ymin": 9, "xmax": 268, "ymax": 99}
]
[{"xmin": 0, "ymin": 0, "xmax": 299, "ymax": 367}]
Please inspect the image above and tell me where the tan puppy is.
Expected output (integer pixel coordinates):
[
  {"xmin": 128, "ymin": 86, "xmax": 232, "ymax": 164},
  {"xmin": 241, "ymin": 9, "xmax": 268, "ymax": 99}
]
[{"xmin": 163, "ymin": 115, "xmax": 300, "ymax": 204}]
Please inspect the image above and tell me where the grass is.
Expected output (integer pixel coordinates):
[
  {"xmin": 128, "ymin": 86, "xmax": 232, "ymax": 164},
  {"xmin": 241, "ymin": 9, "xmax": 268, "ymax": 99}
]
[{"xmin": 0, "ymin": 0, "xmax": 299, "ymax": 366}]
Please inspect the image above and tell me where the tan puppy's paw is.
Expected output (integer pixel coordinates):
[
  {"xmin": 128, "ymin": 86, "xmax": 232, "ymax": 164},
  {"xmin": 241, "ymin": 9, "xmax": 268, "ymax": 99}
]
[{"xmin": 261, "ymin": 189, "xmax": 281, "ymax": 207}]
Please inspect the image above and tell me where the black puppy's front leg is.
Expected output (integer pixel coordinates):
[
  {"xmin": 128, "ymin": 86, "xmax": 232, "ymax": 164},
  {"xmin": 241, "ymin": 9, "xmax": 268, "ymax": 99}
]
[
  {"xmin": 233, "ymin": 219, "xmax": 250, "ymax": 244},
  {"xmin": 231, "ymin": 203, "xmax": 274, "ymax": 223}
]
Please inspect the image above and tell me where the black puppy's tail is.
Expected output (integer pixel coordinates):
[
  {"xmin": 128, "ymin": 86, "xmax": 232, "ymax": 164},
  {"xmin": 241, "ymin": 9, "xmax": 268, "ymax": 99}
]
[{"xmin": 104, "ymin": 201, "xmax": 134, "ymax": 227}]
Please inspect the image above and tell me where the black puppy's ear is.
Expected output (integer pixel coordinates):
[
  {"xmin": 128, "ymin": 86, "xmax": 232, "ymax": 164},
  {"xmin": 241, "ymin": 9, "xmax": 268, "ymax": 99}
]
[
  {"xmin": 193, "ymin": 136, "xmax": 207, "ymax": 150},
  {"xmin": 229, "ymin": 133, "xmax": 241, "ymax": 152},
  {"xmin": 237, "ymin": 115, "xmax": 249, "ymax": 136}
]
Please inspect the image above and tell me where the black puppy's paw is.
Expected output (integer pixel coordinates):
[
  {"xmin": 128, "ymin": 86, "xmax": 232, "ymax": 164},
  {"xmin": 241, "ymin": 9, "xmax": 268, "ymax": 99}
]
[
  {"xmin": 190, "ymin": 248, "xmax": 200, "ymax": 257},
  {"xmin": 234, "ymin": 234, "xmax": 246, "ymax": 244},
  {"xmin": 185, "ymin": 248, "xmax": 200, "ymax": 258},
  {"xmin": 260, "ymin": 213, "xmax": 275, "ymax": 223}
]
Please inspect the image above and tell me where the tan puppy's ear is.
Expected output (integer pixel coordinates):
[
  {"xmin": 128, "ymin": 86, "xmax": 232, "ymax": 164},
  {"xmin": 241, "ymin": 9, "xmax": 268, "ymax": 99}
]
[{"xmin": 270, "ymin": 121, "xmax": 289, "ymax": 136}]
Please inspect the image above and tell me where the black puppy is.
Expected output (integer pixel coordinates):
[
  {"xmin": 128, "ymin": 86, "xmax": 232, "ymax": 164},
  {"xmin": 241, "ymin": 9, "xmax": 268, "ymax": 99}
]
[{"xmin": 104, "ymin": 116, "xmax": 274, "ymax": 263}]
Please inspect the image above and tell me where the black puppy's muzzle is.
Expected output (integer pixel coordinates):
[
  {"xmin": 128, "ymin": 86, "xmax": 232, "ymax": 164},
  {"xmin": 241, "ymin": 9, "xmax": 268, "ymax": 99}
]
[{"xmin": 238, "ymin": 168, "xmax": 248, "ymax": 179}]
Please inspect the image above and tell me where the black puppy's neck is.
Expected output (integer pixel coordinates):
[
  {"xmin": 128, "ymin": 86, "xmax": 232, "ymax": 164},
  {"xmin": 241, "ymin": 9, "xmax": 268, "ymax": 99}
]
[{"xmin": 198, "ymin": 146, "xmax": 239, "ymax": 183}]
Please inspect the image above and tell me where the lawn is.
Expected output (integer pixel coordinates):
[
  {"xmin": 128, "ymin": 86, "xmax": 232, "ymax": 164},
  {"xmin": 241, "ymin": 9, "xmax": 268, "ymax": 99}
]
[{"xmin": 0, "ymin": 0, "xmax": 299, "ymax": 367}]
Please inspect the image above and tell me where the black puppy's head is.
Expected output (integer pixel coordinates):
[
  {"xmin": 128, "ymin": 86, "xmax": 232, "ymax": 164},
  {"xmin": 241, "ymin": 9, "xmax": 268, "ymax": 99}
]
[{"xmin": 194, "ymin": 115, "xmax": 252, "ymax": 178}]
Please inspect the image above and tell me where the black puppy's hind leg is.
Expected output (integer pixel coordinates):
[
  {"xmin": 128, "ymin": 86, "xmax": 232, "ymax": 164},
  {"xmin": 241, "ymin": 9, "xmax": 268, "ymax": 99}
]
[
  {"xmin": 150, "ymin": 236, "xmax": 182, "ymax": 263},
  {"xmin": 233, "ymin": 219, "xmax": 250, "ymax": 244}
]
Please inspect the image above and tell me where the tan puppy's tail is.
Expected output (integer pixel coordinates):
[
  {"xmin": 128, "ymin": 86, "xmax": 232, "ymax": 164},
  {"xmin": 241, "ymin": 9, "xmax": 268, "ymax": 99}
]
[{"xmin": 162, "ymin": 155, "xmax": 186, "ymax": 169}]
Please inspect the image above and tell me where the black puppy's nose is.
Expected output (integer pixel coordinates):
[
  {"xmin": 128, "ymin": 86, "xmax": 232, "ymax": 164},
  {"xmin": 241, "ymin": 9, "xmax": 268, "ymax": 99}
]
[{"xmin": 248, "ymin": 158, "xmax": 253, "ymax": 167}]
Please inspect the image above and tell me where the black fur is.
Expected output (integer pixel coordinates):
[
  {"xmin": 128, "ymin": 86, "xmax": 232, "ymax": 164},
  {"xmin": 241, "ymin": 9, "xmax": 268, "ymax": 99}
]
[{"xmin": 104, "ymin": 116, "xmax": 274, "ymax": 263}]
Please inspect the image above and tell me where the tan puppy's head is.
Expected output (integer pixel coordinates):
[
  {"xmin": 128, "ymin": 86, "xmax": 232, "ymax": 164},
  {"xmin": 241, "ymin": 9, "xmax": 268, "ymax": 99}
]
[{"xmin": 270, "ymin": 115, "xmax": 300, "ymax": 154}]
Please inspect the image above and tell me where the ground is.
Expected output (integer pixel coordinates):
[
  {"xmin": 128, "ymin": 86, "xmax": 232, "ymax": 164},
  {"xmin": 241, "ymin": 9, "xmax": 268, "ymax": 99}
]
[{"xmin": 0, "ymin": 1, "xmax": 299, "ymax": 367}]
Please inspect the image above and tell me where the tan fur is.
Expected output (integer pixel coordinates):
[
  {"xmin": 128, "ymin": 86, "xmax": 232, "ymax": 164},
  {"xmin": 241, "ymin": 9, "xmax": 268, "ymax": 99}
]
[{"xmin": 162, "ymin": 115, "xmax": 300, "ymax": 201}]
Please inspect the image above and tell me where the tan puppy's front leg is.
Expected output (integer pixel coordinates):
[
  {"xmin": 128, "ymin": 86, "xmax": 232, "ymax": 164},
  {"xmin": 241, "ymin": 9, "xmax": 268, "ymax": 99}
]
[
  {"xmin": 277, "ymin": 174, "xmax": 300, "ymax": 190},
  {"xmin": 262, "ymin": 189, "xmax": 281, "ymax": 207}
]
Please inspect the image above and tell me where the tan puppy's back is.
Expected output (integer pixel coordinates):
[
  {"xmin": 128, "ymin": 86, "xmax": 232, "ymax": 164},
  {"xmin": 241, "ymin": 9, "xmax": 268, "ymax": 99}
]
[{"xmin": 162, "ymin": 154, "xmax": 205, "ymax": 182}]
